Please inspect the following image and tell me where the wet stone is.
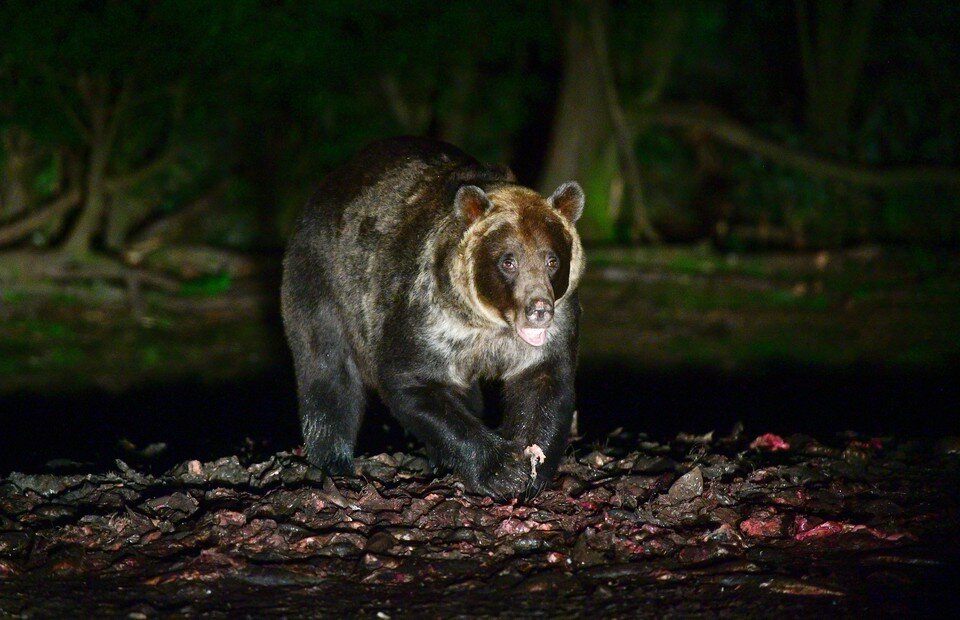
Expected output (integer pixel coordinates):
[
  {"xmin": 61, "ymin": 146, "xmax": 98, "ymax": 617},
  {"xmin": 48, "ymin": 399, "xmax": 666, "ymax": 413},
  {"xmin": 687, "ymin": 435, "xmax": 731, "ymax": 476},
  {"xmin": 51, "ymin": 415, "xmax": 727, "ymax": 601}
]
[
  {"xmin": 739, "ymin": 508, "xmax": 789, "ymax": 539},
  {"xmin": 317, "ymin": 541, "xmax": 363, "ymax": 558},
  {"xmin": 630, "ymin": 456, "xmax": 677, "ymax": 474},
  {"xmin": 144, "ymin": 492, "xmax": 199, "ymax": 520},
  {"xmin": 515, "ymin": 570, "xmax": 576, "ymax": 593},
  {"xmin": 593, "ymin": 584, "xmax": 615, "ymax": 599},
  {"xmin": 580, "ymin": 451, "xmax": 615, "ymax": 469},
  {"xmin": 512, "ymin": 536, "xmax": 547, "ymax": 553},
  {"xmin": 667, "ymin": 467, "xmax": 704, "ymax": 503},
  {"xmin": 7, "ymin": 473, "xmax": 85, "ymax": 497},
  {"xmin": 863, "ymin": 498, "xmax": 904, "ymax": 517},
  {"xmin": 206, "ymin": 456, "xmax": 252, "ymax": 485},
  {"xmin": 558, "ymin": 475, "xmax": 588, "ymax": 497},
  {"xmin": 30, "ymin": 503, "xmax": 76, "ymax": 521},
  {"xmin": 700, "ymin": 455, "xmax": 738, "ymax": 479},
  {"xmin": 678, "ymin": 542, "xmax": 730, "ymax": 565},
  {"xmin": 606, "ymin": 508, "xmax": 638, "ymax": 523},
  {"xmin": 710, "ymin": 507, "xmax": 741, "ymax": 525},
  {"xmin": 446, "ymin": 527, "xmax": 477, "ymax": 543},
  {"xmin": 365, "ymin": 530, "xmax": 398, "ymax": 553}
]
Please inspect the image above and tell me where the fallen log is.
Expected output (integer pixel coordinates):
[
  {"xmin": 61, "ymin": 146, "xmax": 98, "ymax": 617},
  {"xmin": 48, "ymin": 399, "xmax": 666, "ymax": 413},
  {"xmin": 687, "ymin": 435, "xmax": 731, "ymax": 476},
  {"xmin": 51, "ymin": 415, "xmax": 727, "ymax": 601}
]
[{"xmin": 0, "ymin": 251, "xmax": 181, "ymax": 293}]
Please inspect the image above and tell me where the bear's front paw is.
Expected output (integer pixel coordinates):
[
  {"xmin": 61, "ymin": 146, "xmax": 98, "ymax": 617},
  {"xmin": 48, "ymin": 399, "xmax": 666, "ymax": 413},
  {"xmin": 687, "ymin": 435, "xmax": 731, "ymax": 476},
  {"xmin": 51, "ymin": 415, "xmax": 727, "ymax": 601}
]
[
  {"xmin": 471, "ymin": 449, "xmax": 534, "ymax": 500},
  {"xmin": 306, "ymin": 452, "xmax": 355, "ymax": 477}
]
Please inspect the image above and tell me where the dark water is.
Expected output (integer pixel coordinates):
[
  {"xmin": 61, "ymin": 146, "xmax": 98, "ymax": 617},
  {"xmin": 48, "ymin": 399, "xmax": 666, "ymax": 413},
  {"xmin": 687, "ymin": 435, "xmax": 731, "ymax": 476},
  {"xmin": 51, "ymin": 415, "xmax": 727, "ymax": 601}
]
[{"xmin": 2, "ymin": 361, "xmax": 957, "ymax": 475}]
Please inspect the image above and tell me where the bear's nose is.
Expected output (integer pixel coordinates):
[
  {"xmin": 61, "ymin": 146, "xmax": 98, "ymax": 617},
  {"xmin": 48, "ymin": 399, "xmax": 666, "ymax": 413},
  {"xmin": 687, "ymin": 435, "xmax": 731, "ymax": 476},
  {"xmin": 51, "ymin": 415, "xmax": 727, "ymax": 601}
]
[{"xmin": 525, "ymin": 298, "xmax": 554, "ymax": 326}]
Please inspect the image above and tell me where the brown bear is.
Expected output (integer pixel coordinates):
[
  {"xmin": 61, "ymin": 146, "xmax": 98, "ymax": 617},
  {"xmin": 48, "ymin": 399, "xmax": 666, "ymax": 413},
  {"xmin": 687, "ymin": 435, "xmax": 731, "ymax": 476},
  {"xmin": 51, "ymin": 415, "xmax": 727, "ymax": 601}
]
[{"xmin": 281, "ymin": 137, "xmax": 584, "ymax": 499}]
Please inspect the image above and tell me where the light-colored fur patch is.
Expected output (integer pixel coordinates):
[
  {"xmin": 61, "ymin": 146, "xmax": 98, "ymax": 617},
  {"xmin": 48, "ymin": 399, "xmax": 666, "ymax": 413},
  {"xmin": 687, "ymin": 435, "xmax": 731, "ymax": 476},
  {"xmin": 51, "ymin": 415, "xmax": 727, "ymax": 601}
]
[
  {"xmin": 450, "ymin": 186, "xmax": 585, "ymax": 323},
  {"xmin": 425, "ymin": 185, "xmax": 585, "ymax": 386},
  {"xmin": 487, "ymin": 186, "xmax": 585, "ymax": 296}
]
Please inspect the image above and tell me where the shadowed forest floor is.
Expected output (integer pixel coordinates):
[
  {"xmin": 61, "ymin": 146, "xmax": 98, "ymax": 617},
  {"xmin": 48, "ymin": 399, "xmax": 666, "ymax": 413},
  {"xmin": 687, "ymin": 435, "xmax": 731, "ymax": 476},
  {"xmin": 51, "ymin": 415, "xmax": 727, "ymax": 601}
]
[{"xmin": 3, "ymin": 246, "xmax": 959, "ymax": 395}]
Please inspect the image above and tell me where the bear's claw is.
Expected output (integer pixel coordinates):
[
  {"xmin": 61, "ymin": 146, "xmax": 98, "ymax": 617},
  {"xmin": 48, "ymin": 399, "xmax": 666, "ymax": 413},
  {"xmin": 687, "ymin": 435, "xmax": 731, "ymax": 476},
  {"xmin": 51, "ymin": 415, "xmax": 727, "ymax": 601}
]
[{"xmin": 472, "ymin": 450, "xmax": 536, "ymax": 500}]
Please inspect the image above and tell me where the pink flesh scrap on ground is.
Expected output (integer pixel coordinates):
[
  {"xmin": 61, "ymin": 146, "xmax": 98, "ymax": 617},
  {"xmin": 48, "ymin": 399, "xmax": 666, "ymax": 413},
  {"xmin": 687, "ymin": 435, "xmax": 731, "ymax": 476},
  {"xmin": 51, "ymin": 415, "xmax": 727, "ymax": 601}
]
[
  {"xmin": 848, "ymin": 438, "xmax": 884, "ymax": 450},
  {"xmin": 795, "ymin": 521, "xmax": 914, "ymax": 542},
  {"xmin": 750, "ymin": 433, "xmax": 791, "ymax": 451},
  {"xmin": 739, "ymin": 510, "xmax": 788, "ymax": 538}
]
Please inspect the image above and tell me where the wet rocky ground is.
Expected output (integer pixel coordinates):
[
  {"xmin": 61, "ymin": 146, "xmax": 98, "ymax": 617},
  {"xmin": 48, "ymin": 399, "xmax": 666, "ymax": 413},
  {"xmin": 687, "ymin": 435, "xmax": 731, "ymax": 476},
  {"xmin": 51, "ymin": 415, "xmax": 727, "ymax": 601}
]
[{"xmin": 2, "ymin": 430, "xmax": 958, "ymax": 617}]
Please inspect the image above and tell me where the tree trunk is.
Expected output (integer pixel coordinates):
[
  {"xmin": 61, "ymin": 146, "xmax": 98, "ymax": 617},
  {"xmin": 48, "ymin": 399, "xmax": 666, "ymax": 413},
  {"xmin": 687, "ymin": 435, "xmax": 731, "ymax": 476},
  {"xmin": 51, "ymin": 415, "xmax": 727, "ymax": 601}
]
[
  {"xmin": 0, "ymin": 129, "xmax": 36, "ymax": 219},
  {"xmin": 61, "ymin": 75, "xmax": 126, "ymax": 258},
  {"xmin": 380, "ymin": 75, "xmax": 433, "ymax": 135},
  {"xmin": 62, "ymin": 142, "xmax": 108, "ymax": 257},
  {"xmin": 105, "ymin": 195, "xmax": 152, "ymax": 251},
  {"xmin": 587, "ymin": 0, "xmax": 659, "ymax": 243},
  {"xmin": 538, "ymin": 6, "xmax": 612, "ymax": 240}
]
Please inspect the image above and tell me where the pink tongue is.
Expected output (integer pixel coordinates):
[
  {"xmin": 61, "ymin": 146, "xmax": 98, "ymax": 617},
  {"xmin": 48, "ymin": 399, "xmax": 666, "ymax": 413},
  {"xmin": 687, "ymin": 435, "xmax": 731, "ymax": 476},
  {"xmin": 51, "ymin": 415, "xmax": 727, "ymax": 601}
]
[{"xmin": 517, "ymin": 327, "xmax": 547, "ymax": 346}]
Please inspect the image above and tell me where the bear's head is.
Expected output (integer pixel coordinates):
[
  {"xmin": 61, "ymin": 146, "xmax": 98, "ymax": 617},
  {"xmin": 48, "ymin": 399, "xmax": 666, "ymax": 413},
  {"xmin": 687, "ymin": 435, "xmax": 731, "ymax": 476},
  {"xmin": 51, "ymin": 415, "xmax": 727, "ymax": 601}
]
[{"xmin": 452, "ymin": 182, "xmax": 585, "ymax": 346}]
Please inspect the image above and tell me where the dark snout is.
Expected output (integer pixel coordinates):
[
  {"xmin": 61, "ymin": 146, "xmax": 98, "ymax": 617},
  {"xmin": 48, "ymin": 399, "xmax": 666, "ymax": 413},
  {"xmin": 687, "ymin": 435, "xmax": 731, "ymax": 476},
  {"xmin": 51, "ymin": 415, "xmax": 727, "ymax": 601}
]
[{"xmin": 525, "ymin": 297, "xmax": 554, "ymax": 327}]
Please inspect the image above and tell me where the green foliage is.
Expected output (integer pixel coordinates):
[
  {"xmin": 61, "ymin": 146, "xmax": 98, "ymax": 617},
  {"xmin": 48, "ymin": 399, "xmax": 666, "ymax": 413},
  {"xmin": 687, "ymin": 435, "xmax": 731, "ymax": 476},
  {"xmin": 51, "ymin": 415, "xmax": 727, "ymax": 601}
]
[
  {"xmin": 1, "ymin": 289, "xmax": 27, "ymax": 303},
  {"xmin": 140, "ymin": 345, "xmax": 162, "ymax": 368},
  {"xmin": 14, "ymin": 319, "xmax": 74, "ymax": 338},
  {"xmin": 179, "ymin": 273, "xmax": 232, "ymax": 297}
]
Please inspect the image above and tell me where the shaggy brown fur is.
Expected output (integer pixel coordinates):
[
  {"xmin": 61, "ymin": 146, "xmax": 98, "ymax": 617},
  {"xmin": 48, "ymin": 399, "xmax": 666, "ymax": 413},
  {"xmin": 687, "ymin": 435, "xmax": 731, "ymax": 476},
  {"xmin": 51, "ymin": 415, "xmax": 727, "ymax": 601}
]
[{"xmin": 282, "ymin": 137, "xmax": 584, "ymax": 498}]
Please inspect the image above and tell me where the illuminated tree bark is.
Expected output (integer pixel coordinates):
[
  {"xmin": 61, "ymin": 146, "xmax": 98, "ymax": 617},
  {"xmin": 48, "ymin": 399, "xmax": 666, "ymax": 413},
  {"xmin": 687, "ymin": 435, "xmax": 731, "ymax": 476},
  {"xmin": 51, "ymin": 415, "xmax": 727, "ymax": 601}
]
[{"xmin": 539, "ymin": 6, "xmax": 610, "ymax": 212}]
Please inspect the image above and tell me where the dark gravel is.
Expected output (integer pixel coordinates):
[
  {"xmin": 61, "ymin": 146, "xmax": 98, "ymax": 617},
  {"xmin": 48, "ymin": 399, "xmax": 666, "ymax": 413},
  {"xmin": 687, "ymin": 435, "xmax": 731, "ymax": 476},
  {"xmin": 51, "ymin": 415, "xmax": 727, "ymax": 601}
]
[{"xmin": 2, "ymin": 432, "xmax": 959, "ymax": 618}]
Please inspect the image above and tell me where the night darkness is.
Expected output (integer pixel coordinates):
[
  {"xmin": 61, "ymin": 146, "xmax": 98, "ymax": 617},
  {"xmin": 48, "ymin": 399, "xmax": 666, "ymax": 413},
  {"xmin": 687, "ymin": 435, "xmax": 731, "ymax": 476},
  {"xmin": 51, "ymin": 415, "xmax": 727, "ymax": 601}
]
[{"xmin": 1, "ymin": 1, "xmax": 959, "ymax": 616}]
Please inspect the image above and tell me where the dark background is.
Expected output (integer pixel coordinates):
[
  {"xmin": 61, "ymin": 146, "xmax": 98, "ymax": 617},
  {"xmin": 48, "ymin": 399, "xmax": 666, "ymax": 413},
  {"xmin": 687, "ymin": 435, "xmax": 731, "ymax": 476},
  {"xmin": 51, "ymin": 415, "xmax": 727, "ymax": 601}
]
[{"xmin": 1, "ymin": 1, "xmax": 958, "ymax": 474}]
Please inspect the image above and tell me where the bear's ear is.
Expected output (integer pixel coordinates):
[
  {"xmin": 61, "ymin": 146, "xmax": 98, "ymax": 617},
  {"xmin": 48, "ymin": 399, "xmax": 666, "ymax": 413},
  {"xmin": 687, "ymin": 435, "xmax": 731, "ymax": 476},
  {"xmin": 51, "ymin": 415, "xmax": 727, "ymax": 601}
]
[
  {"xmin": 455, "ymin": 185, "xmax": 493, "ymax": 224},
  {"xmin": 549, "ymin": 181, "xmax": 584, "ymax": 223}
]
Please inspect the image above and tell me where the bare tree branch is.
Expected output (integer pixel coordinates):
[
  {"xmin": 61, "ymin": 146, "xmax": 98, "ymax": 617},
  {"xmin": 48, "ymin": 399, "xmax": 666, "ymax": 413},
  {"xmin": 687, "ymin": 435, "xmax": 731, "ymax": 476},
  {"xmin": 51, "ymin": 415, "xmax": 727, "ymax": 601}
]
[
  {"xmin": 104, "ymin": 81, "xmax": 184, "ymax": 194},
  {"xmin": 0, "ymin": 189, "xmax": 81, "ymax": 247},
  {"xmin": 104, "ymin": 75, "xmax": 134, "ymax": 155},
  {"xmin": 637, "ymin": 104, "xmax": 960, "ymax": 189},
  {"xmin": 104, "ymin": 145, "xmax": 178, "ymax": 193}
]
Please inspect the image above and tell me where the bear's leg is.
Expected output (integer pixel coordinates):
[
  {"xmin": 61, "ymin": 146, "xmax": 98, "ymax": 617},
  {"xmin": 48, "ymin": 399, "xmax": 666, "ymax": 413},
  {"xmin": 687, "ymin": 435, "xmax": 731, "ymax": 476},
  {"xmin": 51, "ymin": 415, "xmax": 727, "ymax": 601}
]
[
  {"xmin": 500, "ymin": 360, "xmax": 576, "ymax": 496},
  {"xmin": 465, "ymin": 381, "xmax": 485, "ymax": 416},
  {"xmin": 285, "ymin": 295, "xmax": 364, "ymax": 475},
  {"xmin": 420, "ymin": 381, "xmax": 483, "ymax": 473},
  {"xmin": 382, "ymin": 380, "xmax": 531, "ymax": 499}
]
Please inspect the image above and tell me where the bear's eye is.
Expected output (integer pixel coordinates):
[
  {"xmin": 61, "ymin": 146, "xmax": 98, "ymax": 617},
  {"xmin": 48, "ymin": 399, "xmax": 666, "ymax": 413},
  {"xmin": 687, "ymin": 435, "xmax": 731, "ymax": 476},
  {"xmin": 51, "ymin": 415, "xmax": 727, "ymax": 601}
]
[
  {"xmin": 500, "ymin": 254, "xmax": 517, "ymax": 274},
  {"xmin": 546, "ymin": 254, "xmax": 559, "ymax": 272}
]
